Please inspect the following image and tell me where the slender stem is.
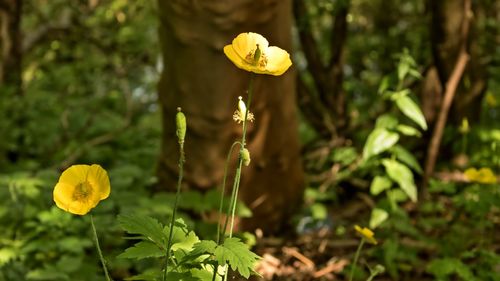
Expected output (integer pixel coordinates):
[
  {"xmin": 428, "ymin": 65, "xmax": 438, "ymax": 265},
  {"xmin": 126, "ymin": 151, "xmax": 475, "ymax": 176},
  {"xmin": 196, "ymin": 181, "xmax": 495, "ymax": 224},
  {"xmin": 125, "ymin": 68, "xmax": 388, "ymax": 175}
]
[
  {"xmin": 164, "ymin": 142, "xmax": 185, "ymax": 281},
  {"xmin": 212, "ymin": 141, "xmax": 242, "ymax": 281},
  {"xmin": 90, "ymin": 215, "xmax": 112, "ymax": 281},
  {"xmin": 220, "ymin": 75, "xmax": 255, "ymax": 281},
  {"xmin": 216, "ymin": 141, "xmax": 242, "ymax": 244},
  {"xmin": 349, "ymin": 239, "xmax": 365, "ymax": 281}
]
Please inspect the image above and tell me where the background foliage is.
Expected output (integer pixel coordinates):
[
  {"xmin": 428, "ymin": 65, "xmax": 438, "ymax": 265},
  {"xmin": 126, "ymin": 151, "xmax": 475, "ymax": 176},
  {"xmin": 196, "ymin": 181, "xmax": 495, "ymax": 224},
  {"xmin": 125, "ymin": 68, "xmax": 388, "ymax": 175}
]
[{"xmin": 1, "ymin": 0, "xmax": 499, "ymax": 280}]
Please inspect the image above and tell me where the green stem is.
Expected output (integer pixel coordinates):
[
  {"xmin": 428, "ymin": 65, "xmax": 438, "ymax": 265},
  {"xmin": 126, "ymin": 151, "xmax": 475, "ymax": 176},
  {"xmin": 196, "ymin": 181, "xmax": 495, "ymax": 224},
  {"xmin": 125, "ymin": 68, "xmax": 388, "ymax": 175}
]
[
  {"xmin": 90, "ymin": 215, "xmax": 112, "ymax": 281},
  {"xmin": 163, "ymin": 142, "xmax": 185, "ymax": 281},
  {"xmin": 216, "ymin": 141, "xmax": 242, "ymax": 245},
  {"xmin": 221, "ymin": 75, "xmax": 255, "ymax": 281},
  {"xmin": 349, "ymin": 239, "xmax": 365, "ymax": 281}
]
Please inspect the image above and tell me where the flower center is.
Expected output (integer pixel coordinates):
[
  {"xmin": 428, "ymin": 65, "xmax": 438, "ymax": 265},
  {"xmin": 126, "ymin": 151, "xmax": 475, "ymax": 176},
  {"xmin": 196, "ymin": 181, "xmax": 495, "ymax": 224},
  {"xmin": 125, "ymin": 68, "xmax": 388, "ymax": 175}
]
[
  {"xmin": 245, "ymin": 44, "xmax": 268, "ymax": 67},
  {"xmin": 73, "ymin": 181, "xmax": 93, "ymax": 201}
]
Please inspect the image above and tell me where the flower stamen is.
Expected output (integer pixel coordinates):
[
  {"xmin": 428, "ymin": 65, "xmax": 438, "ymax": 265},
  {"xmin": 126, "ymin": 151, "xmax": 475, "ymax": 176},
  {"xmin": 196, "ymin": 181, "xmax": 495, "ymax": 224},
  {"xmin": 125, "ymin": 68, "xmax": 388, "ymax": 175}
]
[{"xmin": 73, "ymin": 181, "xmax": 93, "ymax": 202}]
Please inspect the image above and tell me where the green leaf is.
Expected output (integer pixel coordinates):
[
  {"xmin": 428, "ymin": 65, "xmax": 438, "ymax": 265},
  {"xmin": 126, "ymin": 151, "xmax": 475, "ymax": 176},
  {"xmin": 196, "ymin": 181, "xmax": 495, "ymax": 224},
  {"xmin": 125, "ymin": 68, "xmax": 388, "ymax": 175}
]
[
  {"xmin": 363, "ymin": 128, "xmax": 400, "ymax": 160},
  {"xmin": 215, "ymin": 238, "xmax": 260, "ymax": 278},
  {"xmin": 310, "ymin": 203, "xmax": 328, "ymax": 220},
  {"xmin": 390, "ymin": 145, "xmax": 423, "ymax": 174},
  {"xmin": 189, "ymin": 240, "xmax": 218, "ymax": 257},
  {"xmin": 396, "ymin": 124, "xmax": 421, "ymax": 137},
  {"xmin": 375, "ymin": 114, "xmax": 399, "ymax": 129},
  {"xmin": 387, "ymin": 189, "xmax": 408, "ymax": 210},
  {"xmin": 124, "ymin": 270, "xmax": 161, "ymax": 281},
  {"xmin": 118, "ymin": 241, "xmax": 164, "ymax": 259},
  {"xmin": 370, "ymin": 208, "xmax": 389, "ymax": 229},
  {"xmin": 330, "ymin": 146, "xmax": 358, "ymax": 166},
  {"xmin": 118, "ymin": 214, "xmax": 165, "ymax": 246},
  {"xmin": 168, "ymin": 225, "xmax": 199, "ymax": 252},
  {"xmin": 426, "ymin": 258, "xmax": 463, "ymax": 278},
  {"xmin": 394, "ymin": 95, "xmax": 428, "ymax": 130},
  {"xmin": 370, "ymin": 176, "xmax": 392, "ymax": 195},
  {"xmin": 382, "ymin": 159, "xmax": 418, "ymax": 202}
]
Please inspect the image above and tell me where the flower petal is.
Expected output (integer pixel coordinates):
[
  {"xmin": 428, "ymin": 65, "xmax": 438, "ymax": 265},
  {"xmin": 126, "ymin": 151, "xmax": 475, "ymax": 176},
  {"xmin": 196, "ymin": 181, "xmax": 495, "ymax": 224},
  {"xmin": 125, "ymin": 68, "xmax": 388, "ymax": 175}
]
[
  {"xmin": 231, "ymin": 32, "xmax": 269, "ymax": 61},
  {"xmin": 53, "ymin": 182, "xmax": 76, "ymax": 212},
  {"xmin": 88, "ymin": 164, "xmax": 111, "ymax": 200},
  {"xmin": 265, "ymin": 46, "xmax": 292, "ymax": 76},
  {"xmin": 59, "ymin": 165, "xmax": 91, "ymax": 186},
  {"xmin": 224, "ymin": 45, "xmax": 267, "ymax": 74}
]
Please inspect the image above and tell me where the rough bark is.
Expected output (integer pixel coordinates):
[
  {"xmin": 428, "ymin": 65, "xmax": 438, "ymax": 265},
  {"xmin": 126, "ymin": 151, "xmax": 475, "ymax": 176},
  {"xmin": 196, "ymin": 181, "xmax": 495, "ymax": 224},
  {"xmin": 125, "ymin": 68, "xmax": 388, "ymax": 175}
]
[
  {"xmin": 0, "ymin": 0, "xmax": 22, "ymax": 95},
  {"xmin": 156, "ymin": 0, "xmax": 304, "ymax": 233}
]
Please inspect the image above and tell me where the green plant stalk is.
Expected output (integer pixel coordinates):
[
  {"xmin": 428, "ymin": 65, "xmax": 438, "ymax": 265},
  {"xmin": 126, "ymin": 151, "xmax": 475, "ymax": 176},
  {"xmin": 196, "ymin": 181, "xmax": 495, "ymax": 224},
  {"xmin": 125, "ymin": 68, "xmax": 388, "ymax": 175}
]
[
  {"xmin": 216, "ymin": 141, "xmax": 242, "ymax": 245},
  {"xmin": 220, "ymin": 75, "xmax": 254, "ymax": 281},
  {"xmin": 163, "ymin": 142, "xmax": 185, "ymax": 281},
  {"xmin": 349, "ymin": 238, "xmax": 365, "ymax": 281},
  {"xmin": 461, "ymin": 133, "xmax": 467, "ymax": 155},
  {"xmin": 90, "ymin": 214, "xmax": 112, "ymax": 281},
  {"xmin": 228, "ymin": 75, "xmax": 254, "ymax": 238},
  {"xmin": 213, "ymin": 141, "xmax": 241, "ymax": 281}
]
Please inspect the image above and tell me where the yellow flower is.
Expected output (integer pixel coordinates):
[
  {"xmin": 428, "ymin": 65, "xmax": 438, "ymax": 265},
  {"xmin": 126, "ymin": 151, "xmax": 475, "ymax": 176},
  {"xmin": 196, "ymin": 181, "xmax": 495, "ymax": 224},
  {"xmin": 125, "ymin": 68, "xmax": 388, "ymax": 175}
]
[
  {"xmin": 354, "ymin": 225, "xmax": 378, "ymax": 245},
  {"xmin": 53, "ymin": 164, "xmax": 111, "ymax": 215},
  {"xmin": 223, "ymin": 32, "xmax": 292, "ymax": 76},
  {"xmin": 459, "ymin": 118, "xmax": 469, "ymax": 134},
  {"xmin": 465, "ymin": 167, "xmax": 497, "ymax": 184}
]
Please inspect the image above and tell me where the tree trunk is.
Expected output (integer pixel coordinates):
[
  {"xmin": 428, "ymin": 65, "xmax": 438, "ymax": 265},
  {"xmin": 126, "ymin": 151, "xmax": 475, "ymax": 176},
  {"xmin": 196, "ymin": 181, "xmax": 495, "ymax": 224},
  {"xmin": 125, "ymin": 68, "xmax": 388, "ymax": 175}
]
[
  {"xmin": 156, "ymin": 0, "xmax": 304, "ymax": 233},
  {"xmin": 426, "ymin": 0, "xmax": 488, "ymax": 124},
  {"xmin": 0, "ymin": 0, "xmax": 22, "ymax": 96}
]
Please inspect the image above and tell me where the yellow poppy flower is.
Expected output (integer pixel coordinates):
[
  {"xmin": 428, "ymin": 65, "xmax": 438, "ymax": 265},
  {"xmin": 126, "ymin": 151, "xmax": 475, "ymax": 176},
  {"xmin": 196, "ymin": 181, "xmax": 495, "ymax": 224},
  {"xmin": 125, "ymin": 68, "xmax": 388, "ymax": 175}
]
[
  {"xmin": 223, "ymin": 32, "xmax": 292, "ymax": 76},
  {"xmin": 354, "ymin": 225, "xmax": 378, "ymax": 245},
  {"xmin": 465, "ymin": 167, "xmax": 497, "ymax": 184},
  {"xmin": 53, "ymin": 164, "xmax": 111, "ymax": 215}
]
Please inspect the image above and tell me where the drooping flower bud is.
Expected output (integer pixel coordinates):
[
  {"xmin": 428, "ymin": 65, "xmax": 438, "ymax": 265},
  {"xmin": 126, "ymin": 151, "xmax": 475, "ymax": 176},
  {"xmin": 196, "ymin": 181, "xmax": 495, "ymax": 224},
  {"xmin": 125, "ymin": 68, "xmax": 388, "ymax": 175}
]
[
  {"xmin": 240, "ymin": 148, "xmax": 251, "ymax": 166},
  {"xmin": 176, "ymin": 107, "xmax": 186, "ymax": 144}
]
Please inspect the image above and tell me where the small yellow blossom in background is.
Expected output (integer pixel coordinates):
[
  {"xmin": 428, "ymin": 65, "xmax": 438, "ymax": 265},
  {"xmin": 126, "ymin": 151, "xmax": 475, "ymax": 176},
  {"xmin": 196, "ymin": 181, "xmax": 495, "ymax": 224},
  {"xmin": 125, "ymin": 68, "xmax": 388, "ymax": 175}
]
[
  {"xmin": 53, "ymin": 164, "xmax": 111, "ymax": 215},
  {"xmin": 354, "ymin": 225, "xmax": 378, "ymax": 245},
  {"xmin": 464, "ymin": 167, "xmax": 497, "ymax": 184},
  {"xmin": 459, "ymin": 118, "xmax": 469, "ymax": 134},
  {"xmin": 233, "ymin": 96, "xmax": 254, "ymax": 124},
  {"xmin": 223, "ymin": 32, "xmax": 292, "ymax": 76}
]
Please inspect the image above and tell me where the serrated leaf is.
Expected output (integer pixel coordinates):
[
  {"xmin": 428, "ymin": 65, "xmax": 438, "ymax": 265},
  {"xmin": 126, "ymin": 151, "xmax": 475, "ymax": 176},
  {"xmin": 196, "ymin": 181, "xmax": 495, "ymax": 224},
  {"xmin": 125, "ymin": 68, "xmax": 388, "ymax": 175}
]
[
  {"xmin": 382, "ymin": 159, "xmax": 417, "ymax": 202},
  {"xmin": 396, "ymin": 124, "xmax": 421, "ymax": 137},
  {"xmin": 166, "ymin": 272, "xmax": 200, "ymax": 281},
  {"xmin": 189, "ymin": 240, "xmax": 218, "ymax": 257},
  {"xmin": 169, "ymin": 227, "xmax": 199, "ymax": 252},
  {"xmin": 369, "ymin": 208, "xmax": 389, "ymax": 229},
  {"xmin": 370, "ymin": 176, "xmax": 392, "ymax": 195},
  {"xmin": 215, "ymin": 238, "xmax": 260, "ymax": 278},
  {"xmin": 118, "ymin": 214, "xmax": 165, "ymax": 246},
  {"xmin": 390, "ymin": 145, "xmax": 423, "ymax": 174},
  {"xmin": 118, "ymin": 241, "xmax": 164, "ymax": 260},
  {"xmin": 363, "ymin": 128, "xmax": 400, "ymax": 160},
  {"xmin": 394, "ymin": 95, "xmax": 427, "ymax": 130}
]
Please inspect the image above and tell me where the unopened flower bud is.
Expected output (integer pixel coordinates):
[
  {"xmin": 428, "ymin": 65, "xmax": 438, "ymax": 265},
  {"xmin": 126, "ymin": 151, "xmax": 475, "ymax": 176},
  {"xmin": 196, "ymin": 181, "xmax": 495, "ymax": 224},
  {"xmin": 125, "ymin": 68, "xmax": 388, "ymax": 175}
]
[
  {"xmin": 176, "ymin": 107, "xmax": 186, "ymax": 144},
  {"xmin": 240, "ymin": 148, "xmax": 251, "ymax": 166}
]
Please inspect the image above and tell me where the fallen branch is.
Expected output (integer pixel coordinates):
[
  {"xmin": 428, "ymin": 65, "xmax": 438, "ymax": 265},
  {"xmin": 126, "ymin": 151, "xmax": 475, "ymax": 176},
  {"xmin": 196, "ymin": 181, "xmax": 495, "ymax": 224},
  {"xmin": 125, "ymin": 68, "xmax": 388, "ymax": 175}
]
[{"xmin": 423, "ymin": 0, "xmax": 472, "ymax": 197}]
